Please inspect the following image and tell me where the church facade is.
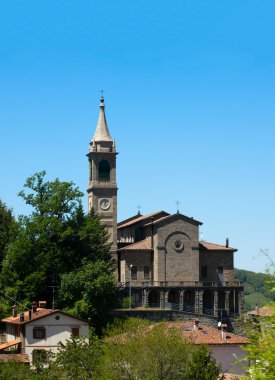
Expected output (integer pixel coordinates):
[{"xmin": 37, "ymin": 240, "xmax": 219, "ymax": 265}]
[{"xmin": 87, "ymin": 97, "xmax": 244, "ymax": 318}]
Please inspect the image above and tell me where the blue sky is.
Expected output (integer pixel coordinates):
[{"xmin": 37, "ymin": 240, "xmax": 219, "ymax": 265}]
[{"xmin": 0, "ymin": 1, "xmax": 274, "ymax": 273}]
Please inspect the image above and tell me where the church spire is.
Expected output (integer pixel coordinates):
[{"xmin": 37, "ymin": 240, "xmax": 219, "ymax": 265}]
[{"xmin": 92, "ymin": 96, "xmax": 113, "ymax": 142}]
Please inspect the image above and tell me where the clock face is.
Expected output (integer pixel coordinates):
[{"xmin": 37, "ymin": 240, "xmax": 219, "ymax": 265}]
[{"xmin": 99, "ymin": 198, "xmax": 111, "ymax": 210}]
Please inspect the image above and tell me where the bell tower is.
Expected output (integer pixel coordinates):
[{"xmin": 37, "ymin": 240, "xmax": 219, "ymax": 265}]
[{"xmin": 87, "ymin": 96, "xmax": 118, "ymax": 253}]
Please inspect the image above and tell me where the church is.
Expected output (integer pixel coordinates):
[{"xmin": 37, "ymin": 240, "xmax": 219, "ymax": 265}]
[{"xmin": 87, "ymin": 97, "xmax": 244, "ymax": 319}]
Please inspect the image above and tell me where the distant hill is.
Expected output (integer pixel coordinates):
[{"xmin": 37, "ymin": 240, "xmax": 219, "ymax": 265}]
[{"xmin": 234, "ymin": 268, "xmax": 275, "ymax": 312}]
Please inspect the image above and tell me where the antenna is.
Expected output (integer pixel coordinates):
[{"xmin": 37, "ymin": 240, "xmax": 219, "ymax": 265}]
[{"xmin": 200, "ymin": 231, "xmax": 204, "ymax": 241}]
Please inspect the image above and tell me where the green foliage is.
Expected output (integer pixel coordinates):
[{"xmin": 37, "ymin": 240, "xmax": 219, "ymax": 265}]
[
  {"xmin": 235, "ymin": 268, "xmax": 275, "ymax": 311},
  {"xmin": 0, "ymin": 200, "xmax": 17, "ymax": 265},
  {"xmin": 98, "ymin": 322, "xmax": 220, "ymax": 380},
  {"xmin": 242, "ymin": 257, "xmax": 275, "ymax": 379},
  {"xmin": 60, "ymin": 260, "xmax": 117, "ymax": 331},
  {"xmin": 0, "ymin": 171, "xmax": 115, "ymax": 330},
  {"xmin": 56, "ymin": 334, "xmax": 102, "ymax": 380}
]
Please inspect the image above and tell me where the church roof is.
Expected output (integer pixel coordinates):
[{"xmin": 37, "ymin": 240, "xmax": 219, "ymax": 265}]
[
  {"xmin": 92, "ymin": 96, "xmax": 113, "ymax": 142},
  {"xmin": 118, "ymin": 238, "xmax": 152, "ymax": 251},
  {"xmin": 142, "ymin": 213, "xmax": 202, "ymax": 227},
  {"xmin": 118, "ymin": 211, "xmax": 169, "ymax": 229},
  {"xmin": 199, "ymin": 241, "xmax": 237, "ymax": 251}
]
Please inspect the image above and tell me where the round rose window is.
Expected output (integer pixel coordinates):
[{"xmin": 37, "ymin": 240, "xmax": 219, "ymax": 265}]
[{"xmin": 174, "ymin": 240, "xmax": 184, "ymax": 252}]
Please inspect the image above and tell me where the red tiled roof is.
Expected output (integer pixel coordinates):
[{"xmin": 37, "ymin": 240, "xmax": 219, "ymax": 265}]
[
  {"xmin": 118, "ymin": 211, "xmax": 169, "ymax": 229},
  {"xmin": 0, "ymin": 339, "xmax": 21, "ymax": 351},
  {"xmin": 166, "ymin": 322, "xmax": 248, "ymax": 345},
  {"xmin": 2, "ymin": 308, "xmax": 88, "ymax": 325},
  {"xmin": 248, "ymin": 305, "xmax": 275, "ymax": 317},
  {"xmin": 0, "ymin": 354, "xmax": 29, "ymax": 363},
  {"xmin": 200, "ymin": 241, "xmax": 237, "ymax": 251},
  {"xmin": 118, "ymin": 238, "xmax": 152, "ymax": 251},
  {"xmin": 143, "ymin": 213, "xmax": 202, "ymax": 227}
]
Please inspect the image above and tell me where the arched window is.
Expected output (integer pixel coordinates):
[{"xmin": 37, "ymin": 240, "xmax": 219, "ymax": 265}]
[{"xmin": 99, "ymin": 160, "xmax": 110, "ymax": 181}]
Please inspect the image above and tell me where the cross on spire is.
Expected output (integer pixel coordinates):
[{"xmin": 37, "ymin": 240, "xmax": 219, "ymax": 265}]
[
  {"xmin": 176, "ymin": 200, "xmax": 180, "ymax": 214},
  {"xmin": 137, "ymin": 205, "xmax": 141, "ymax": 215},
  {"xmin": 100, "ymin": 89, "xmax": 104, "ymax": 98}
]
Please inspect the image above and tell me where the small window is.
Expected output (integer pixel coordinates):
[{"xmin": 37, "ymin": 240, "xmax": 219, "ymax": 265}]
[
  {"xmin": 144, "ymin": 266, "xmax": 150, "ymax": 280},
  {"xmin": 99, "ymin": 160, "xmax": 110, "ymax": 181},
  {"xmin": 217, "ymin": 266, "xmax": 223, "ymax": 274},
  {"xmin": 33, "ymin": 327, "xmax": 46, "ymax": 339},
  {"xmin": 201, "ymin": 266, "xmax": 207, "ymax": 278},
  {"xmin": 32, "ymin": 349, "xmax": 48, "ymax": 366},
  {"xmin": 131, "ymin": 266, "xmax": 137, "ymax": 280},
  {"xmin": 72, "ymin": 327, "xmax": 80, "ymax": 337}
]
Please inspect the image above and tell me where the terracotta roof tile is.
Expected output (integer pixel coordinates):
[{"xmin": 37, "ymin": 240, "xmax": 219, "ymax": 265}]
[
  {"xmin": 118, "ymin": 211, "xmax": 169, "ymax": 229},
  {"xmin": 2, "ymin": 308, "xmax": 89, "ymax": 325},
  {"xmin": 118, "ymin": 238, "xmax": 152, "ymax": 251},
  {"xmin": 0, "ymin": 354, "xmax": 29, "ymax": 363},
  {"xmin": 143, "ymin": 213, "xmax": 202, "ymax": 227},
  {"xmin": 0, "ymin": 339, "xmax": 21, "ymax": 350},
  {"xmin": 248, "ymin": 305, "xmax": 275, "ymax": 317},
  {"xmin": 166, "ymin": 322, "xmax": 248, "ymax": 345},
  {"xmin": 2, "ymin": 308, "xmax": 53, "ymax": 325},
  {"xmin": 200, "ymin": 241, "xmax": 237, "ymax": 251}
]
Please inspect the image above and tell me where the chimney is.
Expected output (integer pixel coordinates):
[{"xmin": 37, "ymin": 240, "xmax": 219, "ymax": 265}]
[
  {"xmin": 28, "ymin": 310, "xmax": 32, "ymax": 320},
  {"xmin": 221, "ymin": 324, "xmax": 227, "ymax": 340},
  {"xmin": 32, "ymin": 301, "xmax": 38, "ymax": 313},
  {"xmin": 19, "ymin": 311, "xmax": 24, "ymax": 323},
  {"xmin": 226, "ymin": 238, "xmax": 229, "ymax": 248},
  {"xmin": 38, "ymin": 301, "xmax": 47, "ymax": 308},
  {"xmin": 12, "ymin": 304, "xmax": 18, "ymax": 318},
  {"xmin": 194, "ymin": 319, "xmax": 200, "ymax": 333}
]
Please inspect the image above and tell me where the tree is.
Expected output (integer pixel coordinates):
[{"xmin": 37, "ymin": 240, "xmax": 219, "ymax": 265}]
[
  {"xmin": 98, "ymin": 322, "xmax": 220, "ymax": 380},
  {"xmin": 59, "ymin": 260, "xmax": 117, "ymax": 331},
  {"xmin": 1, "ymin": 171, "xmax": 113, "ymax": 311},
  {"xmin": 55, "ymin": 333, "xmax": 102, "ymax": 379},
  {"xmin": 243, "ymin": 254, "xmax": 275, "ymax": 379},
  {"xmin": 0, "ymin": 200, "xmax": 16, "ymax": 265}
]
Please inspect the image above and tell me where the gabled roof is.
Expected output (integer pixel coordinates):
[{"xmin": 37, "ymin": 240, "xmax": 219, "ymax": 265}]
[
  {"xmin": 143, "ymin": 213, "xmax": 202, "ymax": 227},
  {"xmin": 247, "ymin": 305, "xmax": 275, "ymax": 317},
  {"xmin": 200, "ymin": 241, "xmax": 237, "ymax": 252},
  {"xmin": 118, "ymin": 238, "xmax": 152, "ymax": 251},
  {"xmin": 167, "ymin": 322, "xmax": 248, "ymax": 345},
  {"xmin": 0, "ymin": 339, "xmax": 21, "ymax": 351},
  {"xmin": 2, "ymin": 308, "xmax": 88, "ymax": 325},
  {"xmin": 118, "ymin": 211, "xmax": 169, "ymax": 229},
  {"xmin": 0, "ymin": 354, "xmax": 29, "ymax": 364}
]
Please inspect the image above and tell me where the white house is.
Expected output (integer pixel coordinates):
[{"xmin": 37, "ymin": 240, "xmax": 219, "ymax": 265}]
[
  {"xmin": 167, "ymin": 321, "xmax": 249, "ymax": 375},
  {"xmin": 0, "ymin": 303, "xmax": 89, "ymax": 365}
]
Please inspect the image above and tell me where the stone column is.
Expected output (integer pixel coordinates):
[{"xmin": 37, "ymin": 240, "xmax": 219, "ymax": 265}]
[
  {"xmin": 179, "ymin": 290, "xmax": 185, "ymax": 311},
  {"xmin": 199, "ymin": 290, "xmax": 204, "ymax": 315},
  {"xmin": 239, "ymin": 291, "xmax": 244, "ymax": 315},
  {"xmin": 164, "ymin": 291, "xmax": 169, "ymax": 309},
  {"xmin": 160, "ymin": 291, "xmax": 165, "ymax": 309},
  {"xmin": 142, "ymin": 289, "xmax": 149, "ymax": 308},
  {"xmin": 213, "ymin": 290, "xmax": 218, "ymax": 317},
  {"xmin": 195, "ymin": 290, "xmax": 200, "ymax": 314},
  {"xmin": 225, "ymin": 290, "xmax": 231, "ymax": 315}
]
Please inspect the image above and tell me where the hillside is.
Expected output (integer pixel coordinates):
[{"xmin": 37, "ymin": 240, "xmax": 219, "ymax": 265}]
[{"xmin": 234, "ymin": 268, "xmax": 275, "ymax": 312}]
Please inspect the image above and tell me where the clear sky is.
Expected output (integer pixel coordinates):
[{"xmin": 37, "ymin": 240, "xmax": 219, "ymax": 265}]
[{"xmin": 0, "ymin": 1, "xmax": 274, "ymax": 273}]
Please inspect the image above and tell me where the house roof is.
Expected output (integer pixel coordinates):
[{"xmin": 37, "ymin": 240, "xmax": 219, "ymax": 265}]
[
  {"xmin": 247, "ymin": 305, "xmax": 275, "ymax": 317},
  {"xmin": 118, "ymin": 211, "xmax": 169, "ymax": 229},
  {"xmin": 0, "ymin": 354, "xmax": 29, "ymax": 364},
  {"xmin": 2, "ymin": 308, "xmax": 89, "ymax": 325},
  {"xmin": 143, "ymin": 213, "xmax": 202, "ymax": 227},
  {"xmin": 167, "ymin": 322, "xmax": 248, "ymax": 345},
  {"xmin": 199, "ymin": 241, "xmax": 237, "ymax": 252},
  {"xmin": 0, "ymin": 339, "xmax": 21, "ymax": 351},
  {"xmin": 118, "ymin": 238, "xmax": 152, "ymax": 251}
]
